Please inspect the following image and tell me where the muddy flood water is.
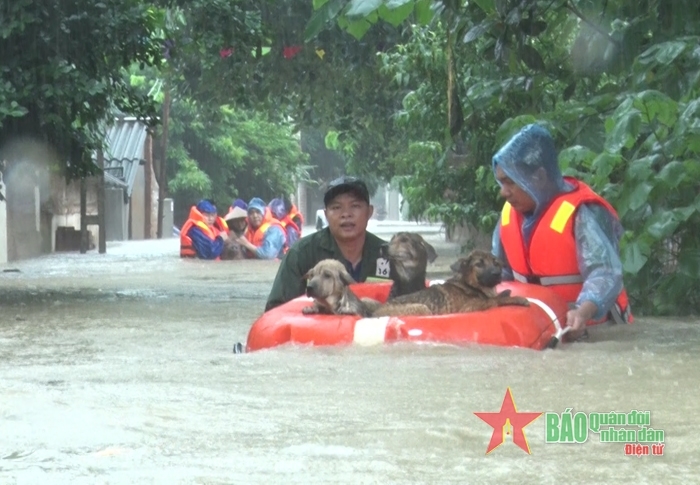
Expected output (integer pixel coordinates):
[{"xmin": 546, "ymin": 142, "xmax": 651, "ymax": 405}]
[{"xmin": 1, "ymin": 225, "xmax": 698, "ymax": 485}]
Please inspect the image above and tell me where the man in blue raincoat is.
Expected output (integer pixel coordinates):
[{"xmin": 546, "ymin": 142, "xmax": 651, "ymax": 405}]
[{"xmin": 491, "ymin": 124, "xmax": 633, "ymax": 341}]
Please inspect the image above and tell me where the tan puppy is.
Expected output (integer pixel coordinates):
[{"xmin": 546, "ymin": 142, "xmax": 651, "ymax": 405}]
[
  {"xmin": 302, "ymin": 259, "xmax": 379, "ymax": 317},
  {"xmin": 372, "ymin": 250, "xmax": 530, "ymax": 316}
]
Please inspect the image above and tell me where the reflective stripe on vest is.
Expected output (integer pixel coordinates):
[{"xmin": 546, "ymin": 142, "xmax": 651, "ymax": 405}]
[
  {"xmin": 550, "ymin": 200, "xmax": 576, "ymax": 234},
  {"xmin": 501, "ymin": 202, "xmax": 511, "ymax": 226},
  {"xmin": 512, "ymin": 270, "xmax": 585, "ymax": 286}
]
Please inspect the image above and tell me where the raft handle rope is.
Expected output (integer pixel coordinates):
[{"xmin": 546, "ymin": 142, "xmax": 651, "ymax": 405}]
[{"xmin": 525, "ymin": 298, "xmax": 570, "ymax": 349}]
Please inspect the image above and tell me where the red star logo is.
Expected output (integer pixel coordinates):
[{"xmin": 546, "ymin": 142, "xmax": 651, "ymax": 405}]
[{"xmin": 474, "ymin": 388, "xmax": 542, "ymax": 454}]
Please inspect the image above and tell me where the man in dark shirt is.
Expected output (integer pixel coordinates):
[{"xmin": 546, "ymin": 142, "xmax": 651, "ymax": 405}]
[{"xmin": 265, "ymin": 176, "xmax": 391, "ymax": 311}]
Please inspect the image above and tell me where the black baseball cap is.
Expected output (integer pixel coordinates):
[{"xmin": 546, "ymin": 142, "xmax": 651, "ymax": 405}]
[{"xmin": 323, "ymin": 176, "xmax": 370, "ymax": 206}]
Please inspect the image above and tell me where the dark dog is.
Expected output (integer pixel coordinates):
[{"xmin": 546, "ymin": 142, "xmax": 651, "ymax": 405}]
[
  {"xmin": 381, "ymin": 232, "xmax": 438, "ymax": 300},
  {"xmin": 372, "ymin": 250, "xmax": 529, "ymax": 316},
  {"xmin": 302, "ymin": 259, "xmax": 379, "ymax": 317},
  {"xmin": 221, "ymin": 239, "xmax": 245, "ymax": 260}
]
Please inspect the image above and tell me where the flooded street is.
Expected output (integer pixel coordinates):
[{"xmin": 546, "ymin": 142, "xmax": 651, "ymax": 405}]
[{"xmin": 1, "ymin": 225, "xmax": 698, "ymax": 484}]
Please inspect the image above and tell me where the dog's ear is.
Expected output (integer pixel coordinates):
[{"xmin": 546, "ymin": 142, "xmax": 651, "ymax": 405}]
[
  {"xmin": 339, "ymin": 269, "xmax": 356, "ymax": 286},
  {"xmin": 423, "ymin": 241, "xmax": 438, "ymax": 263},
  {"xmin": 449, "ymin": 258, "xmax": 470, "ymax": 273},
  {"xmin": 302, "ymin": 269, "xmax": 313, "ymax": 280}
]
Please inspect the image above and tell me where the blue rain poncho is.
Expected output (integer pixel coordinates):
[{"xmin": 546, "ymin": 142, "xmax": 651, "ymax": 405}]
[
  {"xmin": 491, "ymin": 124, "xmax": 625, "ymax": 319},
  {"xmin": 269, "ymin": 197, "xmax": 300, "ymax": 247},
  {"xmin": 247, "ymin": 197, "xmax": 286, "ymax": 259}
]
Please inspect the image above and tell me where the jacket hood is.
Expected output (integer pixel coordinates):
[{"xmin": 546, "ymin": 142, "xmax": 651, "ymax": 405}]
[
  {"xmin": 247, "ymin": 197, "xmax": 267, "ymax": 215},
  {"xmin": 492, "ymin": 124, "xmax": 570, "ymax": 215}
]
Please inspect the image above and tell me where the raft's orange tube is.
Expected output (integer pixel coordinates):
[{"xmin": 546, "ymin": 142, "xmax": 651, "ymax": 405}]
[{"xmin": 246, "ymin": 281, "xmax": 569, "ymax": 352}]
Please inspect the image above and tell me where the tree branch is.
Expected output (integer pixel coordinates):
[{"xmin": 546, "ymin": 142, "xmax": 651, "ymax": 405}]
[
  {"xmin": 566, "ymin": 0, "xmax": 620, "ymax": 46},
  {"xmin": 642, "ymin": 100, "xmax": 671, "ymax": 165}
]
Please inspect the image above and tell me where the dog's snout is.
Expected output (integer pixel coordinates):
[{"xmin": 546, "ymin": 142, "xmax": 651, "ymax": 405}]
[
  {"xmin": 487, "ymin": 266, "xmax": 501, "ymax": 277},
  {"xmin": 380, "ymin": 243, "xmax": 389, "ymax": 258},
  {"xmin": 305, "ymin": 283, "xmax": 316, "ymax": 297}
]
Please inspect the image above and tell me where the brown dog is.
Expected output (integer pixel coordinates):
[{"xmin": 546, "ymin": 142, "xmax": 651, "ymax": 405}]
[
  {"xmin": 372, "ymin": 250, "xmax": 529, "ymax": 316},
  {"xmin": 302, "ymin": 259, "xmax": 379, "ymax": 317},
  {"xmin": 221, "ymin": 239, "xmax": 245, "ymax": 260},
  {"xmin": 381, "ymin": 232, "xmax": 438, "ymax": 300}
]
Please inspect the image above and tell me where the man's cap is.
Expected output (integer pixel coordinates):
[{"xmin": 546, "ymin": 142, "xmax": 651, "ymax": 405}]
[
  {"xmin": 196, "ymin": 199, "xmax": 217, "ymax": 215},
  {"xmin": 231, "ymin": 198, "xmax": 248, "ymax": 211},
  {"xmin": 323, "ymin": 176, "xmax": 370, "ymax": 206}
]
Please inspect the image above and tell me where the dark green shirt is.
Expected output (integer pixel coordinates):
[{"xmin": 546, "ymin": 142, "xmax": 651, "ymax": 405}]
[{"xmin": 265, "ymin": 228, "xmax": 390, "ymax": 311}]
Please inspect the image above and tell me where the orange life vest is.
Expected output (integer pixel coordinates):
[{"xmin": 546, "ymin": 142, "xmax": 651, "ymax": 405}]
[
  {"xmin": 243, "ymin": 207, "xmax": 288, "ymax": 258},
  {"xmin": 180, "ymin": 207, "xmax": 228, "ymax": 259},
  {"xmin": 286, "ymin": 204, "xmax": 304, "ymax": 234},
  {"xmin": 272, "ymin": 203, "xmax": 303, "ymax": 242},
  {"xmin": 499, "ymin": 177, "xmax": 633, "ymax": 325},
  {"xmin": 279, "ymin": 216, "xmax": 301, "ymax": 246}
]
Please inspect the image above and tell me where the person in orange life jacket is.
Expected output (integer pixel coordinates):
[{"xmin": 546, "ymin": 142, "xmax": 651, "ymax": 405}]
[
  {"xmin": 491, "ymin": 124, "xmax": 633, "ymax": 341},
  {"xmin": 268, "ymin": 197, "xmax": 301, "ymax": 248},
  {"xmin": 180, "ymin": 199, "xmax": 229, "ymax": 259},
  {"xmin": 224, "ymin": 198, "xmax": 248, "ymax": 237},
  {"xmin": 220, "ymin": 198, "xmax": 248, "ymax": 260},
  {"xmin": 235, "ymin": 197, "xmax": 287, "ymax": 259},
  {"xmin": 283, "ymin": 195, "xmax": 304, "ymax": 232}
]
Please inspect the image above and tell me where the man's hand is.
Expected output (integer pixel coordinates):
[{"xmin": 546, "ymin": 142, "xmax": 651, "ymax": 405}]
[
  {"xmin": 236, "ymin": 236, "xmax": 255, "ymax": 252},
  {"xmin": 219, "ymin": 231, "xmax": 229, "ymax": 241},
  {"xmin": 566, "ymin": 300, "xmax": 598, "ymax": 333}
]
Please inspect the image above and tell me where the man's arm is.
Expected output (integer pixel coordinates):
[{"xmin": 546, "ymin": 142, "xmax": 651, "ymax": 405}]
[
  {"xmin": 265, "ymin": 247, "xmax": 307, "ymax": 311},
  {"xmin": 237, "ymin": 226, "xmax": 285, "ymax": 259},
  {"xmin": 571, "ymin": 203, "xmax": 624, "ymax": 321},
  {"xmin": 253, "ymin": 226, "xmax": 286, "ymax": 260},
  {"xmin": 189, "ymin": 226, "xmax": 225, "ymax": 260},
  {"xmin": 491, "ymin": 220, "xmax": 514, "ymax": 281}
]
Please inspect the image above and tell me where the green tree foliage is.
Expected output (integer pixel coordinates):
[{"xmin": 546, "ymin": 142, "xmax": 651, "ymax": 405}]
[
  {"xmin": 130, "ymin": 71, "xmax": 309, "ymax": 223},
  {"xmin": 160, "ymin": 0, "xmax": 408, "ymax": 187},
  {"xmin": 167, "ymin": 103, "xmax": 309, "ymax": 213},
  {"xmin": 307, "ymin": 0, "xmax": 700, "ymax": 314},
  {"xmin": 0, "ymin": 0, "xmax": 163, "ymax": 177}
]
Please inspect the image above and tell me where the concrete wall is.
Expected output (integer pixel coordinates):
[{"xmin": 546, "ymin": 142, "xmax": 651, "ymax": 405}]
[
  {"xmin": 130, "ymin": 164, "xmax": 145, "ymax": 239},
  {"xmin": 387, "ymin": 186, "xmax": 401, "ymax": 220},
  {"xmin": 131, "ymin": 158, "xmax": 159, "ymax": 240},
  {"xmin": 51, "ymin": 213, "xmax": 99, "ymax": 250},
  {"xmin": 369, "ymin": 183, "xmax": 402, "ymax": 221},
  {"xmin": 149, "ymin": 172, "xmax": 159, "ymax": 239},
  {"xmin": 0, "ymin": 135, "xmax": 162, "ymax": 260},
  {"xmin": 162, "ymin": 198, "xmax": 174, "ymax": 238},
  {"xmin": 105, "ymin": 188, "xmax": 128, "ymax": 241},
  {"xmin": 4, "ymin": 163, "xmax": 51, "ymax": 261},
  {"xmin": 50, "ymin": 176, "xmax": 100, "ymax": 252},
  {"xmin": 303, "ymin": 182, "xmax": 325, "ymax": 227},
  {"xmin": 0, "ymin": 183, "xmax": 6, "ymax": 264},
  {"xmin": 296, "ymin": 182, "xmax": 308, "ymax": 225}
]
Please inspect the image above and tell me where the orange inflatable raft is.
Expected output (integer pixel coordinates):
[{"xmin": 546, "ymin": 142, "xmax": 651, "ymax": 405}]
[{"xmin": 246, "ymin": 280, "xmax": 571, "ymax": 352}]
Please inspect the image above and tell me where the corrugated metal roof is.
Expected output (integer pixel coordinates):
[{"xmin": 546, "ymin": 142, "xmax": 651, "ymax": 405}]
[{"xmin": 94, "ymin": 117, "xmax": 149, "ymax": 197}]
